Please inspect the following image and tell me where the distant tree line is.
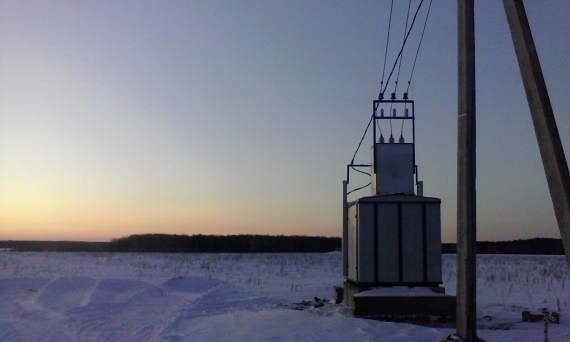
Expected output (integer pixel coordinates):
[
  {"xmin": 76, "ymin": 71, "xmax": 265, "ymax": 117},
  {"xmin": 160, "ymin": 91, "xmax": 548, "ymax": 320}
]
[
  {"xmin": 0, "ymin": 240, "xmax": 109, "ymax": 252},
  {"xmin": 442, "ymin": 238, "xmax": 564, "ymax": 255},
  {"xmin": 0, "ymin": 236, "xmax": 565, "ymax": 254},
  {"xmin": 109, "ymin": 234, "xmax": 341, "ymax": 253}
]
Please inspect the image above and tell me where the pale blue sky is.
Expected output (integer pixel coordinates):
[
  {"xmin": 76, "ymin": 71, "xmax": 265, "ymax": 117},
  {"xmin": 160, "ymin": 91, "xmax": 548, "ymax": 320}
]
[{"xmin": 1, "ymin": 1, "xmax": 569, "ymax": 242}]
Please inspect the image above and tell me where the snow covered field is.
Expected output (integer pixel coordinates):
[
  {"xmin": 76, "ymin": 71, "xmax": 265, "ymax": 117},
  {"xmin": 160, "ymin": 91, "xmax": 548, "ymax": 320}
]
[{"xmin": 0, "ymin": 252, "xmax": 568, "ymax": 341}]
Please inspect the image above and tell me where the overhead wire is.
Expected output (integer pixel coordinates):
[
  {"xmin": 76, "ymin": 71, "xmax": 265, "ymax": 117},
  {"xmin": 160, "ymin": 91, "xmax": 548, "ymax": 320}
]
[
  {"xmin": 350, "ymin": 114, "xmax": 374, "ymax": 165},
  {"xmin": 351, "ymin": 166, "xmax": 371, "ymax": 178},
  {"xmin": 347, "ymin": 182, "xmax": 371, "ymax": 196},
  {"xmin": 381, "ymin": 0, "xmax": 425, "ymax": 95},
  {"xmin": 354, "ymin": 0, "xmax": 421, "ymax": 166},
  {"xmin": 379, "ymin": 0, "xmax": 395, "ymax": 95},
  {"xmin": 348, "ymin": 0, "xmax": 433, "ymax": 195},
  {"xmin": 349, "ymin": 116, "xmax": 374, "ymax": 194},
  {"xmin": 394, "ymin": 0, "xmax": 413, "ymax": 96},
  {"xmin": 376, "ymin": 0, "xmax": 395, "ymax": 142},
  {"xmin": 401, "ymin": 0, "xmax": 433, "ymax": 139},
  {"xmin": 406, "ymin": 0, "xmax": 433, "ymax": 93},
  {"xmin": 388, "ymin": 0, "xmax": 412, "ymax": 143},
  {"xmin": 394, "ymin": 0, "xmax": 413, "ymax": 141}
]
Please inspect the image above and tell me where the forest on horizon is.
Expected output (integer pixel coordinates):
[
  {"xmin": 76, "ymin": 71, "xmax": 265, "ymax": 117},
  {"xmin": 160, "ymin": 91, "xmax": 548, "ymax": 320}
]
[{"xmin": 0, "ymin": 234, "xmax": 565, "ymax": 255}]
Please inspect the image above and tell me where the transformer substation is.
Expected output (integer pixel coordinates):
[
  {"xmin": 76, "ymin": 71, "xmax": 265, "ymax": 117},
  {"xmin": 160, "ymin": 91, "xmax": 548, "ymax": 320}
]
[{"xmin": 340, "ymin": 97, "xmax": 455, "ymax": 317}]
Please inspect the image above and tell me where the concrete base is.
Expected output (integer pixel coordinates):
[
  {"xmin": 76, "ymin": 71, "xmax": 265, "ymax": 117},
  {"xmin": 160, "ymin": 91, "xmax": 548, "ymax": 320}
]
[{"xmin": 342, "ymin": 281, "xmax": 456, "ymax": 317}]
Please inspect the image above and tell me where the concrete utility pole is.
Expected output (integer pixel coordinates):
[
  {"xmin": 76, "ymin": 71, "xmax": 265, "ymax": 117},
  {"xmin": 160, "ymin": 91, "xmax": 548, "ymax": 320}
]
[
  {"xmin": 457, "ymin": 0, "xmax": 477, "ymax": 340},
  {"xmin": 503, "ymin": 0, "xmax": 570, "ymax": 274}
]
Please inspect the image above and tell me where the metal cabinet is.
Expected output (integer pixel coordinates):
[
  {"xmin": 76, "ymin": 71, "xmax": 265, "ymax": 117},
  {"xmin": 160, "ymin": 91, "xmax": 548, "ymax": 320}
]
[{"xmin": 345, "ymin": 194, "xmax": 442, "ymax": 286}]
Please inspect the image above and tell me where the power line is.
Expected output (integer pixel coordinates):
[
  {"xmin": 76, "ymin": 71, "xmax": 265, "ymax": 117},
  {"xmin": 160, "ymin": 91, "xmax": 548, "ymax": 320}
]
[
  {"xmin": 381, "ymin": 0, "xmax": 425, "ymax": 95},
  {"xmin": 347, "ymin": 182, "xmax": 371, "ymax": 196},
  {"xmin": 379, "ymin": 0, "xmax": 395, "ymax": 97},
  {"xmin": 406, "ymin": 0, "xmax": 434, "ymax": 93},
  {"xmin": 351, "ymin": 1, "xmax": 433, "ymax": 175},
  {"xmin": 350, "ymin": 114, "xmax": 374, "ymax": 165},
  {"xmin": 394, "ymin": 0, "xmax": 413, "ymax": 95}
]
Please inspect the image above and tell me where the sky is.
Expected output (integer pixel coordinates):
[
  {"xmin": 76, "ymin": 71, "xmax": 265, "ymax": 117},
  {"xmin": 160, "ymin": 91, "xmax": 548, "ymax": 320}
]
[{"xmin": 1, "ymin": 1, "xmax": 569, "ymax": 242}]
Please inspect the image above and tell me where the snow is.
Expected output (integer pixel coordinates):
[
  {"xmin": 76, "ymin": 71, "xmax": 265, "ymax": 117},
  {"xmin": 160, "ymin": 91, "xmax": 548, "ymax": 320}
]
[{"xmin": 0, "ymin": 252, "xmax": 568, "ymax": 341}]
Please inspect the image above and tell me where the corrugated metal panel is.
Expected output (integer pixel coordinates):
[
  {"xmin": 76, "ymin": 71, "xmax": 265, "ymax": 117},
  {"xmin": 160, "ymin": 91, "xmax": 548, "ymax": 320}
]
[
  {"xmin": 402, "ymin": 203, "xmax": 423, "ymax": 282},
  {"xmin": 346, "ymin": 194, "xmax": 442, "ymax": 286},
  {"xmin": 347, "ymin": 205, "xmax": 358, "ymax": 281},
  {"xmin": 376, "ymin": 204, "xmax": 399, "ymax": 282},
  {"xmin": 357, "ymin": 203, "xmax": 375, "ymax": 283},
  {"xmin": 425, "ymin": 204, "xmax": 442, "ymax": 282}
]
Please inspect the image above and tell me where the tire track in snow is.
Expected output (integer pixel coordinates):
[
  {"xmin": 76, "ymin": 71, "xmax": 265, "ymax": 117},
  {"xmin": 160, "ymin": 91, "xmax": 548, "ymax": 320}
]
[
  {"xmin": 149, "ymin": 277, "xmax": 227, "ymax": 341},
  {"xmin": 18, "ymin": 277, "xmax": 66, "ymax": 319},
  {"xmin": 79, "ymin": 278, "xmax": 101, "ymax": 307},
  {"xmin": 0, "ymin": 277, "xmax": 77, "ymax": 341},
  {"xmin": 64, "ymin": 277, "xmax": 219, "ymax": 341},
  {"xmin": 66, "ymin": 279, "xmax": 163, "ymax": 341},
  {"xmin": 157, "ymin": 279, "xmax": 278, "ymax": 340}
]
